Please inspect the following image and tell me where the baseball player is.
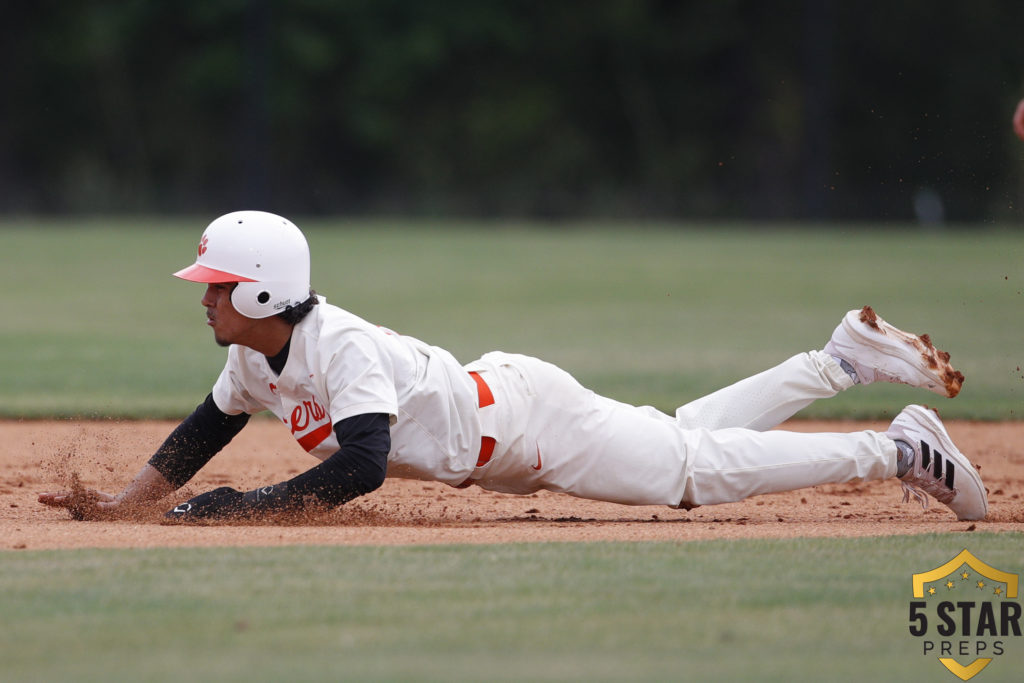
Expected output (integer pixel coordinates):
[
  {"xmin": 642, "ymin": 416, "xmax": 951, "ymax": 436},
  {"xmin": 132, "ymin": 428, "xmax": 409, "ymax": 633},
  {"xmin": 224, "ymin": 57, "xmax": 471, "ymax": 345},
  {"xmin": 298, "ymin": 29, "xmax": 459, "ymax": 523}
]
[{"xmin": 39, "ymin": 211, "xmax": 987, "ymax": 521}]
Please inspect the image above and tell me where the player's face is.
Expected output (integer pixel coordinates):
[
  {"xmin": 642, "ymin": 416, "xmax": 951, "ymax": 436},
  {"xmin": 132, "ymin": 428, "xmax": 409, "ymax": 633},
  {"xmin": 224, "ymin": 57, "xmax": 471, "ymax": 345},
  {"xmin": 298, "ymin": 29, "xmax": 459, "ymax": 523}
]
[{"xmin": 201, "ymin": 283, "xmax": 259, "ymax": 347}]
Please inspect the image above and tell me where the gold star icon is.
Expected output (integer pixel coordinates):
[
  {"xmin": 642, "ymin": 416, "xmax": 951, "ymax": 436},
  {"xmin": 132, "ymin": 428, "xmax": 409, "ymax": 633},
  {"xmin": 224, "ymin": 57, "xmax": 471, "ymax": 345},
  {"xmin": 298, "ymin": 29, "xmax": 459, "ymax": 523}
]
[
  {"xmin": 994, "ymin": 586, "xmax": 1004, "ymax": 597},
  {"xmin": 977, "ymin": 581, "xmax": 986, "ymax": 590},
  {"xmin": 962, "ymin": 571, "xmax": 971, "ymax": 580},
  {"xmin": 928, "ymin": 586, "xmax": 937, "ymax": 595},
  {"xmin": 946, "ymin": 580, "xmax": 955, "ymax": 590}
]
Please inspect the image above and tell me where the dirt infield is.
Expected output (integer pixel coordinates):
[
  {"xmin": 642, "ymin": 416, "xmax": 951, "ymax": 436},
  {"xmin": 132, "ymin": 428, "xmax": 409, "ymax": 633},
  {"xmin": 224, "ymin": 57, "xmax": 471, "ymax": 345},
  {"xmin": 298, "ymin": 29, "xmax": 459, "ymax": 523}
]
[{"xmin": 2, "ymin": 418, "xmax": 1021, "ymax": 550}]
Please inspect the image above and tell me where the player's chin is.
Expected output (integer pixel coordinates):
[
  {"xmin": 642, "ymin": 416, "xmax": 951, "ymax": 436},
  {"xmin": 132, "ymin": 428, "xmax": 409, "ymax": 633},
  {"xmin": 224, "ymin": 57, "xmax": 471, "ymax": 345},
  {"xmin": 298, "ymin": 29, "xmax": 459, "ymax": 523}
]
[{"xmin": 212, "ymin": 331, "xmax": 232, "ymax": 348}]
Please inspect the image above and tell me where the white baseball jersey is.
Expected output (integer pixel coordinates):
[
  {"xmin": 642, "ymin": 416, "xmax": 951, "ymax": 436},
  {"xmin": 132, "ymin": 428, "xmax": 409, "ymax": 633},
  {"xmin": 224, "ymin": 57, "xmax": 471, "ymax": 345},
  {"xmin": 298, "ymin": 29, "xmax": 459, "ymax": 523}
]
[{"xmin": 211, "ymin": 297, "xmax": 482, "ymax": 486}]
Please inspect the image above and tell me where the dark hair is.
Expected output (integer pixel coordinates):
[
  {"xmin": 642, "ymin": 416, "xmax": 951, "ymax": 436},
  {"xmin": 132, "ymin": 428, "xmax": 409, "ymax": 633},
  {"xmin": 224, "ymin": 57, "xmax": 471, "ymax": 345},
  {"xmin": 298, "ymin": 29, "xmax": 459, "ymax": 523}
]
[{"xmin": 277, "ymin": 289, "xmax": 319, "ymax": 325}]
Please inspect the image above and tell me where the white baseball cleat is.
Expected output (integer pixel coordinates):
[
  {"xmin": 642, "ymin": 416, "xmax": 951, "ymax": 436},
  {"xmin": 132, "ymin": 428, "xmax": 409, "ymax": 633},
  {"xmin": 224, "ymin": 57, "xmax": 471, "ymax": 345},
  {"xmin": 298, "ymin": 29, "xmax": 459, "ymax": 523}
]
[
  {"xmin": 824, "ymin": 306, "xmax": 964, "ymax": 397},
  {"xmin": 886, "ymin": 404, "xmax": 987, "ymax": 521}
]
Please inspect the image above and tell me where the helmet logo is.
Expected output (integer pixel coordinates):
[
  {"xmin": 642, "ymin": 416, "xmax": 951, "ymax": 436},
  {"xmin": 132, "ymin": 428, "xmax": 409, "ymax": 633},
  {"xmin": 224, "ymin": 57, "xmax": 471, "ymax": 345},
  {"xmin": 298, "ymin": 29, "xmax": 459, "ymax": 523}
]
[{"xmin": 198, "ymin": 235, "xmax": 209, "ymax": 257}]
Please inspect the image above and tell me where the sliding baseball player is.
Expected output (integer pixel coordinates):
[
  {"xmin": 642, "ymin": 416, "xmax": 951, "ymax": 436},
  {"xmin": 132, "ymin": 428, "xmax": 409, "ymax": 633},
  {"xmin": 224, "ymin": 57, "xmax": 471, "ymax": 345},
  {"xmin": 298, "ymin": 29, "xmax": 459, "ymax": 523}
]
[{"xmin": 39, "ymin": 211, "xmax": 987, "ymax": 521}]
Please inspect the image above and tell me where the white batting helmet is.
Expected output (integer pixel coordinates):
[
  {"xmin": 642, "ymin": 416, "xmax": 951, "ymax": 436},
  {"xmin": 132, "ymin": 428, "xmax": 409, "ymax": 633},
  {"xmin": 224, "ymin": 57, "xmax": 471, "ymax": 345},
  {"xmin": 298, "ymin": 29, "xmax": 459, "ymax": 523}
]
[{"xmin": 173, "ymin": 211, "xmax": 311, "ymax": 319}]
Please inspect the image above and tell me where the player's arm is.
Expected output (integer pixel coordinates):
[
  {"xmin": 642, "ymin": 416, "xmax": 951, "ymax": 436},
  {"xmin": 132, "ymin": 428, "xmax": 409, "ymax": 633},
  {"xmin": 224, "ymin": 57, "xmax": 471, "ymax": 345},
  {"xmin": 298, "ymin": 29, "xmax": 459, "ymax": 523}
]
[
  {"xmin": 164, "ymin": 412, "xmax": 390, "ymax": 520},
  {"xmin": 148, "ymin": 393, "xmax": 251, "ymax": 488}
]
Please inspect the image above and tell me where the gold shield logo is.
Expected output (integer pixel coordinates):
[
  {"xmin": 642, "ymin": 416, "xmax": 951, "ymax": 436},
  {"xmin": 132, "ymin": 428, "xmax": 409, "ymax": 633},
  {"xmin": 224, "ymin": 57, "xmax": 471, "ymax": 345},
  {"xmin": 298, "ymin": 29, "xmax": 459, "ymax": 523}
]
[{"xmin": 909, "ymin": 550, "xmax": 1021, "ymax": 680}]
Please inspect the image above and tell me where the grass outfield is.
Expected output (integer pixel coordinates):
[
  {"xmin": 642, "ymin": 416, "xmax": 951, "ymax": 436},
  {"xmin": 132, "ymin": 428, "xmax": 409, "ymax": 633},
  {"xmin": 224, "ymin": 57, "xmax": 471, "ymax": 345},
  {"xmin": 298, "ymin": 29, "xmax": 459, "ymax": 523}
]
[
  {"xmin": 1, "ymin": 534, "xmax": 1021, "ymax": 682},
  {"xmin": 2, "ymin": 218, "xmax": 1023, "ymax": 419}
]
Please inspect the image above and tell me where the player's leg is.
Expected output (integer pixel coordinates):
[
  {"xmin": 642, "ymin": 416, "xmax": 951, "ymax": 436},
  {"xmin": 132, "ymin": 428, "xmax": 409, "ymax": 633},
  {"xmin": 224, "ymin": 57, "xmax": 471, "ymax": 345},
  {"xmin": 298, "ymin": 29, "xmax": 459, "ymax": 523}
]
[
  {"xmin": 467, "ymin": 353, "xmax": 889, "ymax": 507},
  {"xmin": 674, "ymin": 306, "xmax": 963, "ymax": 432},
  {"xmin": 682, "ymin": 404, "xmax": 985, "ymax": 520},
  {"xmin": 682, "ymin": 425, "xmax": 894, "ymax": 505},
  {"xmin": 465, "ymin": 353, "xmax": 985, "ymax": 520},
  {"xmin": 673, "ymin": 350, "xmax": 849, "ymax": 431},
  {"xmin": 530, "ymin": 385, "xmax": 897, "ymax": 509}
]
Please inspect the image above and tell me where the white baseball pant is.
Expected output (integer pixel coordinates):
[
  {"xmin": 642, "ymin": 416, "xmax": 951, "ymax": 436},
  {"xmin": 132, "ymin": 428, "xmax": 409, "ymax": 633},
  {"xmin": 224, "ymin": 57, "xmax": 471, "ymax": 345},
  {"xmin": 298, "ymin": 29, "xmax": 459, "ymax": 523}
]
[{"xmin": 461, "ymin": 350, "xmax": 897, "ymax": 507}]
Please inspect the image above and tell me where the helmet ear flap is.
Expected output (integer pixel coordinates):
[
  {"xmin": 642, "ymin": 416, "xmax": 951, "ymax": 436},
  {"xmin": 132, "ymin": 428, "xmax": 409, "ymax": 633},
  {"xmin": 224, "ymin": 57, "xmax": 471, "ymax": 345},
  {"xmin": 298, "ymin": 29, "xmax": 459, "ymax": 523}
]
[
  {"xmin": 232, "ymin": 281, "xmax": 307, "ymax": 319},
  {"xmin": 232, "ymin": 282, "xmax": 275, "ymax": 319}
]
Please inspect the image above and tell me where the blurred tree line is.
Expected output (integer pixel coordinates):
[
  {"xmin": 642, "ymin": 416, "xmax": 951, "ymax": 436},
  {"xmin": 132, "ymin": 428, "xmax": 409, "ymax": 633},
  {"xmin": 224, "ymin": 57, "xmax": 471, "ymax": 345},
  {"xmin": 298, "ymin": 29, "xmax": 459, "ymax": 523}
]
[{"xmin": 2, "ymin": 0, "xmax": 1023, "ymax": 221}]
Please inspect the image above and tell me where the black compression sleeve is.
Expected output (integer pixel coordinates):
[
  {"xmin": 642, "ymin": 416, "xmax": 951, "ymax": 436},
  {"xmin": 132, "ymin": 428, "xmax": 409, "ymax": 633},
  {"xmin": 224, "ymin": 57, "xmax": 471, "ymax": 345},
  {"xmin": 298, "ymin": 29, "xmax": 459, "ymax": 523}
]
[
  {"xmin": 148, "ymin": 394, "xmax": 250, "ymax": 489},
  {"xmin": 283, "ymin": 412, "xmax": 390, "ymax": 507}
]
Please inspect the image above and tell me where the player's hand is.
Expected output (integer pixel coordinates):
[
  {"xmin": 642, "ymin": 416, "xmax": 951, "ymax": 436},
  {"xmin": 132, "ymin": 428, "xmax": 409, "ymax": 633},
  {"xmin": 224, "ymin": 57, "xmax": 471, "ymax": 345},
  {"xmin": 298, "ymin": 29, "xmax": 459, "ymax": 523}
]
[
  {"xmin": 38, "ymin": 489, "xmax": 120, "ymax": 520},
  {"xmin": 1014, "ymin": 99, "xmax": 1024, "ymax": 142}
]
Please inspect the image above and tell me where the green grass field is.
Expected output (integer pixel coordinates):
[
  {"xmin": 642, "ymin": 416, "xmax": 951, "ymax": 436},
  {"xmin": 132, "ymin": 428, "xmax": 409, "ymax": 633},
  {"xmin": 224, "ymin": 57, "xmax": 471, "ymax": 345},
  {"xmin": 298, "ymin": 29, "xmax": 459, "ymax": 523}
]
[
  {"xmin": 2, "ymin": 535, "xmax": 1022, "ymax": 682},
  {"xmin": 2, "ymin": 218, "xmax": 1023, "ymax": 418},
  {"xmin": 2, "ymin": 219, "xmax": 1023, "ymax": 681}
]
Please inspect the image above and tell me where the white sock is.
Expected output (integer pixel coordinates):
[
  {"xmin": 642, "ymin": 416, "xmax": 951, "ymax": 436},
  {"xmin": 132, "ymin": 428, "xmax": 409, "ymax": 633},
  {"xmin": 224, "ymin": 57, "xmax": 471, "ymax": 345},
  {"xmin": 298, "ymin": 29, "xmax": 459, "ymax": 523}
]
[{"xmin": 832, "ymin": 356, "xmax": 860, "ymax": 384}]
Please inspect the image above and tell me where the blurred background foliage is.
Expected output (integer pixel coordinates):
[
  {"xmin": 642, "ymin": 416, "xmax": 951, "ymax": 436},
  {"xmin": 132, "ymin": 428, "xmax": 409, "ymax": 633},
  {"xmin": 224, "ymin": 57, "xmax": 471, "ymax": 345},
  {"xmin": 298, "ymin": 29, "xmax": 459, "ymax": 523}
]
[{"xmin": 1, "ymin": 0, "xmax": 1023, "ymax": 222}]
